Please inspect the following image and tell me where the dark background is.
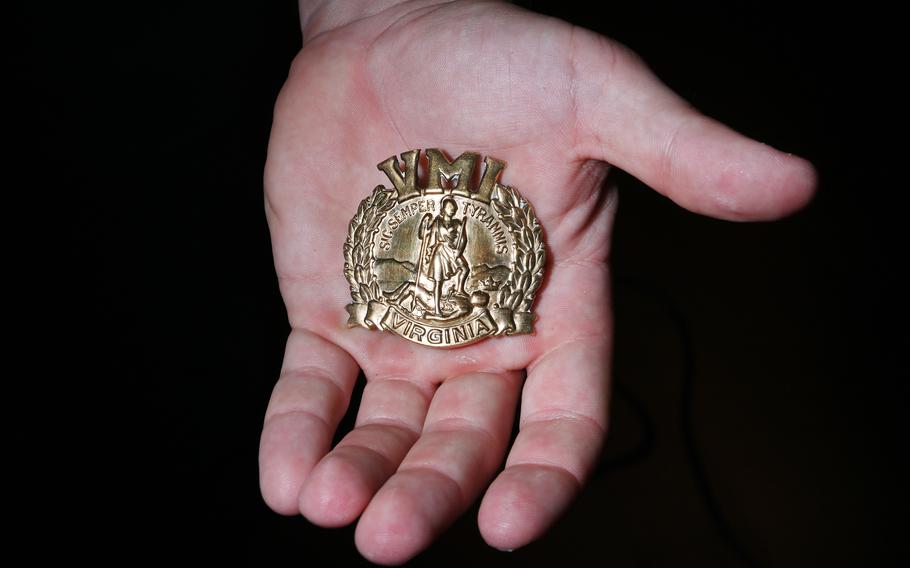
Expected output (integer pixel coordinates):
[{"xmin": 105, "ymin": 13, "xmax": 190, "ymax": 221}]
[{"xmin": 24, "ymin": 0, "xmax": 905, "ymax": 565}]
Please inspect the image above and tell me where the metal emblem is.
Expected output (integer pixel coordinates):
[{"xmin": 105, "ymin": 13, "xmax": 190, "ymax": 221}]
[{"xmin": 344, "ymin": 149, "xmax": 546, "ymax": 348}]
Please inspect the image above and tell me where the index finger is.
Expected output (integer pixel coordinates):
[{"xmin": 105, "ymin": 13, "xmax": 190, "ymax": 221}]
[{"xmin": 478, "ymin": 263, "xmax": 612, "ymax": 550}]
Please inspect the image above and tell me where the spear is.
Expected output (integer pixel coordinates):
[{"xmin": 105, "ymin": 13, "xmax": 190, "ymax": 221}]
[{"xmin": 412, "ymin": 213, "xmax": 433, "ymax": 308}]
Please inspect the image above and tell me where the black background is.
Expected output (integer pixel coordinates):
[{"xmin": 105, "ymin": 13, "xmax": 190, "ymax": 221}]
[{"xmin": 24, "ymin": 0, "xmax": 906, "ymax": 565}]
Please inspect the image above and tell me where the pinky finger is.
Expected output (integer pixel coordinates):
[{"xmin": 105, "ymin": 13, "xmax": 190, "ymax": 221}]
[{"xmin": 259, "ymin": 329, "xmax": 359, "ymax": 514}]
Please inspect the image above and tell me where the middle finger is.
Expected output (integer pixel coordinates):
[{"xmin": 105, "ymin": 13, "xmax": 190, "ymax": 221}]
[{"xmin": 354, "ymin": 370, "xmax": 522, "ymax": 564}]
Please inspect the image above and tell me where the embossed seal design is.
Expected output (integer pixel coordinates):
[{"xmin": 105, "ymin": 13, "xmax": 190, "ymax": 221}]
[{"xmin": 344, "ymin": 149, "xmax": 546, "ymax": 348}]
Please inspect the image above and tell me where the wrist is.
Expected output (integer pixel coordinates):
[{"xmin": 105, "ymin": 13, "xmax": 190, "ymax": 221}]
[
  {"xmin": 299, "ymin": 0, "xmax": 417, "ymax": 39},
  {"xmin": 299, "ymin": 0, "xmax": 501, "ymax": 40}
]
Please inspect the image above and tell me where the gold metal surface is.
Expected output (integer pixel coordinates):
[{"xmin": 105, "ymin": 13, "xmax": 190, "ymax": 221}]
[{"xmin": 344, "ymin": 149, "xmax": 546, "ymax": 347}]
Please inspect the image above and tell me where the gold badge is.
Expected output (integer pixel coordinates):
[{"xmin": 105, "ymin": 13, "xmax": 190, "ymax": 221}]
[{"xmin": 344, "ymin": 149, "xmax": 546, "ymax": 348}]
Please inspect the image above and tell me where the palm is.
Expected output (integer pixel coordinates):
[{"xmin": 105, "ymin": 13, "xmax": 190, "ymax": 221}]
[
  {"xmin": 261, "ymin": 2, "xmax": 815, "ymax": 564},
  {"xmin": 270, "ymin": 3, "xmax": 611, "ymax": 357}
]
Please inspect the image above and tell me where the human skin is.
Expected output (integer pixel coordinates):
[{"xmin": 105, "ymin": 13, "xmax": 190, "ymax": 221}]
[{"xmin": 259, "ymin": 0, "xmax": 816, "ymax": 564}]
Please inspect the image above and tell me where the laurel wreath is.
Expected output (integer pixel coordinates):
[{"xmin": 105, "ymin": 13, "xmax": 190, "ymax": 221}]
[
  {"xmin": 490, "ymin": 184, "xmax": 546, "ymax": 313},
  {"xmin": 343, "ymin": 185, "xmax": 396, "ymax": 304}
]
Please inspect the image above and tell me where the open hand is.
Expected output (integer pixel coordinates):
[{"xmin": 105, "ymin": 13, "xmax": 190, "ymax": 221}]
[{"xmin": 260, "ymin": 1, "xmax": 815, "ymax": 564}]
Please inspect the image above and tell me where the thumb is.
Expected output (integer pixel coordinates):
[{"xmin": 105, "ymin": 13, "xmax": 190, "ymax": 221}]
[{"xmin": 570, "ymin": 28, "xmax": 816, "ymax": 221}]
